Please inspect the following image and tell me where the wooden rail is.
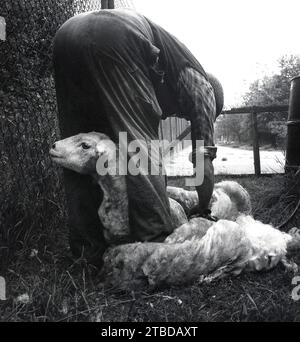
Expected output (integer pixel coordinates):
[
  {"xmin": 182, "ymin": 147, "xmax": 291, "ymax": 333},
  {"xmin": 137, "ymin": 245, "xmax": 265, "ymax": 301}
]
[
  {"xmin": 222, "ymin": 105, "xmax": 288, "ymax": 115},
  {"xmin": 162, "ymin": 105, "xmax": 289, "ymax": 175}
]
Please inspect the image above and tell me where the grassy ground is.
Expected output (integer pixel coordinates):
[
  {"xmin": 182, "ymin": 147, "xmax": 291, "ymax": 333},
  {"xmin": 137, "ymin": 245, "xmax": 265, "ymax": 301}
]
[{"xmin": 1, "ymin": 174, "xmax": 300, "ymax": 322}]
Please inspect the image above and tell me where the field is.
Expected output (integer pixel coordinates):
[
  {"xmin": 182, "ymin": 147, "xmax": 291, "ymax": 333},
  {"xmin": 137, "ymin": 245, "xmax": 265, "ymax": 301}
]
[{"xmin": 1, "ymin": 173, "xmax": 300, "ymax": 322}]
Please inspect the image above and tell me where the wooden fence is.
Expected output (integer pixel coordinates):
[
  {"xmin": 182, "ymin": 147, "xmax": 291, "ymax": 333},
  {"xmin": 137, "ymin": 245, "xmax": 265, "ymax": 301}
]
[{"xmin": 161, "ymin": 105, "xmax": 289, "ymax": 175}]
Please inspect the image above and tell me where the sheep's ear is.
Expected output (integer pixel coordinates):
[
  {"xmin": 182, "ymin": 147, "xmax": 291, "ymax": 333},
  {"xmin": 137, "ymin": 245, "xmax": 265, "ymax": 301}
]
[{"xmin": 96, "ymin": 139, "xmax": 117, "ymax": 158}]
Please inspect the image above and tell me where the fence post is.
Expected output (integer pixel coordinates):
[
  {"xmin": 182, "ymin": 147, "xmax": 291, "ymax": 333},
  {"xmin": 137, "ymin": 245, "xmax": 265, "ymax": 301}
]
[
  {"xmin": 108, "ymin": 0, "xmax": 115, "ymax": 9},
  {"xmin": 286, "ymin": 75, "xmax": 300, "ymax": 172},
  {"xmin": 101, "ymin": 0, "xmax": 108, "ymax": 8},
  {"xmin": 251, "ymin": 112, "xmax": 261, "ymax": 176}
]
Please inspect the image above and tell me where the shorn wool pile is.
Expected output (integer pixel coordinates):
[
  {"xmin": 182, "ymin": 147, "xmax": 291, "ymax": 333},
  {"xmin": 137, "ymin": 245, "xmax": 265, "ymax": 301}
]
[{"xmin": 50, "ymin": 132, "xmax": 300, "ymax": 290}]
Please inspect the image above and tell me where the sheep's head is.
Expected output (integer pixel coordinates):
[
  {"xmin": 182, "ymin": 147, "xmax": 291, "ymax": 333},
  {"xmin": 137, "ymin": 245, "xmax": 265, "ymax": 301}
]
[{"xmin": 50, "ymin": 132, "xmax": 116, "ymax": 175}]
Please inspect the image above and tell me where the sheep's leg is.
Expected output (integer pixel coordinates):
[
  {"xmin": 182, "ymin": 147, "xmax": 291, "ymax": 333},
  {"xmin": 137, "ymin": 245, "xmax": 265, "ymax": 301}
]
[{"xmin": 167, "ymin": 186, "xmax": 198, "ymax": 215}]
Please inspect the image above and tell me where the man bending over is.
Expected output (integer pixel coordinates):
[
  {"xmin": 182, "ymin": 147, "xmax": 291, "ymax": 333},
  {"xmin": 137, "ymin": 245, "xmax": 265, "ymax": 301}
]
[{"xmin": 53, "ymin": 9, "xmax": 224, "ymax": 266}]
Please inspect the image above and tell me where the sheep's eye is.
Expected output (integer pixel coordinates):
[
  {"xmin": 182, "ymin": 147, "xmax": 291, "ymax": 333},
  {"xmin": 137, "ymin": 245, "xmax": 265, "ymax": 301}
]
[{"xmin": 81, "ymin": 142, "xmax": 91, "ymax": 150}]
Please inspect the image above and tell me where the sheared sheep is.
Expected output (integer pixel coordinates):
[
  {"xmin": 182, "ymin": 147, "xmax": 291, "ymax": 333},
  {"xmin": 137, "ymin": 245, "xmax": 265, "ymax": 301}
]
[{"xmin": 50, "ymin": 132, "xmax": 300, "ymax": 291}]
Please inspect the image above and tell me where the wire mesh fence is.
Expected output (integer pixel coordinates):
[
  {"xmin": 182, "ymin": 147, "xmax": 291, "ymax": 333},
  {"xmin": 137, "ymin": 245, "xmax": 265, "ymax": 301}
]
[{"xmin": 0, "ymin": 0, "xmax": 134, "ymax": 268}]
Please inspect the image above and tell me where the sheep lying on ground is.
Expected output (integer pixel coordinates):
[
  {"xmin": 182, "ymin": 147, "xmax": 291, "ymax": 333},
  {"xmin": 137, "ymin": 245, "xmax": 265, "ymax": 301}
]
[{"xmin": 50, "ymin": 132, "xmax": 300, "ymax": 290}]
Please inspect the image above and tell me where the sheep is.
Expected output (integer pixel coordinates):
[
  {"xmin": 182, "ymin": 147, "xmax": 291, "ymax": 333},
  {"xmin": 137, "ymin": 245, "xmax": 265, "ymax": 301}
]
[
  {"xmin": 50, "ymin": 132, "xmax": 300, "ymax": 291},
  {"xmin": 50, "ymin": 132, "xmax": 130, "ymax": 244},
  {"xmin": 167, "ymin": 180, "xmax": 252, "ymax": 221},
  {"xmin": 50, "ymin": 132, "xmax": 188, "ymax": 244}
]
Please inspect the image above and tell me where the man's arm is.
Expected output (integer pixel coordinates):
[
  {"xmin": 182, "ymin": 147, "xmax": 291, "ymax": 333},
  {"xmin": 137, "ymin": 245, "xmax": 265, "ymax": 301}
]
[
  {"xmin": 190, "ymin": 119, "xmax": 216, "ymax": 216},
  {"xmin": 178, "ymin": 67, "xmax": 217, "ymax": 216}
]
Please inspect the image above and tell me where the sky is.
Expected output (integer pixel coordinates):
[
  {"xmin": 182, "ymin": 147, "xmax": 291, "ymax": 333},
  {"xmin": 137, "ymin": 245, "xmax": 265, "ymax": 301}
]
[{"xmin": 133, "ymin": 0, "xmax": 300, "ymax": 107}]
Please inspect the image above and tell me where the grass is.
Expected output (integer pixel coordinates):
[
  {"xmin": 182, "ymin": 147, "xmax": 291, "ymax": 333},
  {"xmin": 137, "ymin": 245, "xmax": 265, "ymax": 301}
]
[{"xmin": 1, "ymin": 174, "xmax": 300, "ymax": 322}]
